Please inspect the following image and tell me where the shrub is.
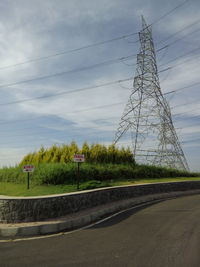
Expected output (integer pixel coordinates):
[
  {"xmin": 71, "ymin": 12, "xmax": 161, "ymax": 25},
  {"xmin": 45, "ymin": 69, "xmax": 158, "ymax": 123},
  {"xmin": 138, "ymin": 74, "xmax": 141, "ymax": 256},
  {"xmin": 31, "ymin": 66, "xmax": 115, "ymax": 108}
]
[
  {"xmin": 19, "ymin": 142, "xmax": 135, "ymax": 165},
  {"xmin": 0, "ymin": 162, "xmax": 198, "ymax": 186},
  {"xmin": 80, "ymin": 180, "xmax": 111, "ymax": 190}
]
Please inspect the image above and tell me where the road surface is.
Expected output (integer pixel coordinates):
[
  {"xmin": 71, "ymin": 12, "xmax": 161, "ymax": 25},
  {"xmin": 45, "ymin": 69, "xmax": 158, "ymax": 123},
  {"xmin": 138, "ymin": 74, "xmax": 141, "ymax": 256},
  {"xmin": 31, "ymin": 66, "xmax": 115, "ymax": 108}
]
[{"xmin": 1, "ymin": 194, "xmax": 200, "ymax": 267}]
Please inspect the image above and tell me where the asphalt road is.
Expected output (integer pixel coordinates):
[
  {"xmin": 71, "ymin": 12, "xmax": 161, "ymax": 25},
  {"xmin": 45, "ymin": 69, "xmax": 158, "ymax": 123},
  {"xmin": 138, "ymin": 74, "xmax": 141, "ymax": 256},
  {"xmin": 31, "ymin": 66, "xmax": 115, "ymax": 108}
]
[{"xmin": 1, "ymin": 194, "xmax": 200, "ymax": 267}]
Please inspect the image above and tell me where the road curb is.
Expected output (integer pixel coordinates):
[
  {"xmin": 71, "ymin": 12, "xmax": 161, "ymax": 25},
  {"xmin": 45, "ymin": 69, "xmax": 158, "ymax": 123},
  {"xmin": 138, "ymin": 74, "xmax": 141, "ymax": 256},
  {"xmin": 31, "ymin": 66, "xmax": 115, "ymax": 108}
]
[{"xmin": 1, "ymin": 189, "xmax": 200, "ymax": 238}]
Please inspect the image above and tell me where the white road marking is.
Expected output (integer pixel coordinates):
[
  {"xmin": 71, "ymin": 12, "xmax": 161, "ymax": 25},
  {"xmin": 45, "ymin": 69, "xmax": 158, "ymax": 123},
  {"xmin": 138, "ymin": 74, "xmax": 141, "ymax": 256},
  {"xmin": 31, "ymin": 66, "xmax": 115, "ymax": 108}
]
[{"xmin": 0, "ymin": 199, "xmax": 165, "ymax": 243}]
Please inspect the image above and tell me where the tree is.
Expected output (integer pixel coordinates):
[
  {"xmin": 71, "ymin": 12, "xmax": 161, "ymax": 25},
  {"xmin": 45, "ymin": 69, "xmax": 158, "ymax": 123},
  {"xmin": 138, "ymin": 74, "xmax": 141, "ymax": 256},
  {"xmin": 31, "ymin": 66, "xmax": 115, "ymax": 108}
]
[
  {"xmin": 81, "ymin": 142, "xmax": 90, "ymax": 161},
  {"xmin": 107, "ymin": 144, "xmax": 116, "ymax": 163},
  {"xmin": 52, "ymin": 146, "xmax": 62, "ymax": 163},
  {"xmin": 69, "ymin": 141, "xmax": 79, "ymax": 161},
  {"xmin": 43, "ymin": 145, "xmax": 57, "ymax": 163},
  {"xmin": 60, "ymin": 145, "xmax": 70, "ymax": 163}
]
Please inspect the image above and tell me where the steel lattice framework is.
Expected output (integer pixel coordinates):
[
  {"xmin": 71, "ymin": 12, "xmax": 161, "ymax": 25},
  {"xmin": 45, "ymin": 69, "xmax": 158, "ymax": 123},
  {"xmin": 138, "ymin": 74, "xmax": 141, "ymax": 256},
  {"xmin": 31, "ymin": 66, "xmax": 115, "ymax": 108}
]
[{"xmin": 113, "ymin": 17, "xmax": 189, "ymax": 171}]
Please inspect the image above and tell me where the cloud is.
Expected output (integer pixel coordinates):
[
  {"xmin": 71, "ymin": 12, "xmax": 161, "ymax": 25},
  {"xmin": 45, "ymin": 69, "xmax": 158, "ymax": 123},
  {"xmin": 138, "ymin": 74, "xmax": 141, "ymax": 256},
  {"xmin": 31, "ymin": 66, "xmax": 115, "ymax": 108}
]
[
  {"xmin": 0, "ymin": 147, "xmax": 28, "ymax": 166},
  {"xmin": 0, "ymin": 0, "xmax": 200, "ymax": 170}
]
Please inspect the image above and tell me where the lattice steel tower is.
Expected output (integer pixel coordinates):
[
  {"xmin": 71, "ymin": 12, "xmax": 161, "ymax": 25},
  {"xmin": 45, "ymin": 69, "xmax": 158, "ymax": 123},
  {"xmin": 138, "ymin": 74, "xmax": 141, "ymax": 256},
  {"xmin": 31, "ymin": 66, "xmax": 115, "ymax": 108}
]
[{"xmin": 113, "ymin": 17, "xmax": 189, "ymax": 171}]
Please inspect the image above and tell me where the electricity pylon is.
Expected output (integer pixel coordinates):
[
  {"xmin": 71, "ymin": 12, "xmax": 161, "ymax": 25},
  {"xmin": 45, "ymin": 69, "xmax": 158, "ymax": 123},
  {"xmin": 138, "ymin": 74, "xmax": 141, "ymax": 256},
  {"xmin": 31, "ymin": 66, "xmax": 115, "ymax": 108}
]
[{"xmin": 113, "ymin": 16, "xmax": 189, "ymax": 171}]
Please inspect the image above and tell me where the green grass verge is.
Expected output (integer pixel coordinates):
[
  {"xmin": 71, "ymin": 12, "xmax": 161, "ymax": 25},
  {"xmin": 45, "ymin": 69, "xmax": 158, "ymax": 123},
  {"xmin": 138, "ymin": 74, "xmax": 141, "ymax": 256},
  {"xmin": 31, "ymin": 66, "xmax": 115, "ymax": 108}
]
[{"xmin": 1, "ymin": 177, "xmax": 200, "ymax": 197}]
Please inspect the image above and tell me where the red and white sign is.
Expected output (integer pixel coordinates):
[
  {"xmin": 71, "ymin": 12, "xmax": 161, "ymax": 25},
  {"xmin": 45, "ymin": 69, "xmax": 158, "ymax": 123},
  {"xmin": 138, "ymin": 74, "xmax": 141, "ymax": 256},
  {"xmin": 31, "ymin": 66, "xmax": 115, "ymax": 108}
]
[
  {"xmin": 73, "ymin": 154, "xmax": 85, "ymax": 163},
  {"xmin": 23, "ymin": 165, "xmax": 34, "ymax": 172}
]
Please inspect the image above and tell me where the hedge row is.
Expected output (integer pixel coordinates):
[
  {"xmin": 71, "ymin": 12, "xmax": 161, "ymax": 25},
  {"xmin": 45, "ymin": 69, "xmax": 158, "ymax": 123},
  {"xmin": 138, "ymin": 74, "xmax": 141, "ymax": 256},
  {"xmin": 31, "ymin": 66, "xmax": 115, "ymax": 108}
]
[{"xmin": 0, "ymin": 163, "xmax": 196, "ymax": 185}]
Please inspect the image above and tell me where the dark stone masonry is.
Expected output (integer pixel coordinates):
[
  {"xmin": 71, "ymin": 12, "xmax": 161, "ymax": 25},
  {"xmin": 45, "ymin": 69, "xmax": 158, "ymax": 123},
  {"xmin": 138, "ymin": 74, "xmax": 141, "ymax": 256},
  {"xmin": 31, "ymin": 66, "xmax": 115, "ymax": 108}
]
[{"xmin": 1, "ymin": 181, "xmax": 200, "ymax": 223}]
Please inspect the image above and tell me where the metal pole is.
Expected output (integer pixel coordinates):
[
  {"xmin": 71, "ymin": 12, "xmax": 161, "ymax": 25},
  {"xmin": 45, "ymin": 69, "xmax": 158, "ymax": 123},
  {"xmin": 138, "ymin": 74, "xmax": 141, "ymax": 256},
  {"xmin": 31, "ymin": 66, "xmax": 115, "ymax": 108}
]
[
  {"xmin": 77, "ymin": 162, "xmax": 80, "ymax": 190},
  {"xmin": 27, "ymin": 172, "xmax": 30, "ymax": 190}
]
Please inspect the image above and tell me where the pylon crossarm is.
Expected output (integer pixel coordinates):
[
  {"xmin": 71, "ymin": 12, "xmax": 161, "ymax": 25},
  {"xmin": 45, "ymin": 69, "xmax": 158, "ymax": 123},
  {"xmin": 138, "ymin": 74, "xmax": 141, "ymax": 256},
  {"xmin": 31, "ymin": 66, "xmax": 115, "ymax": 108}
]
[{"xmin": 113, "ymin": 16, "xmax": 189, "ymax": 171}]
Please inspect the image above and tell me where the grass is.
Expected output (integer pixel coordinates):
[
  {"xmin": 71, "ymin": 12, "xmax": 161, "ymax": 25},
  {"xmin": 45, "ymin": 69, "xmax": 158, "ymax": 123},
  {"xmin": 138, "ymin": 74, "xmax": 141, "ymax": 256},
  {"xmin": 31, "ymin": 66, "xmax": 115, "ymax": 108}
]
[
  {"xmin": 110, "ymin": 177, "xmax": 200, "ymax": 186},
  {"xmin": 0, "ymin": 162, "xmax": 199, "ymax": 196},
  {"xmin": 0, "ymin": 182, "xmax": 77, "ymax": 197},
  {"xmin": 1, "ymin": 177, "xmax": 200, "ymax": 197},
  {"xmin": 0, "ymin": 163, "xmax": 197, "ymax": 186}
]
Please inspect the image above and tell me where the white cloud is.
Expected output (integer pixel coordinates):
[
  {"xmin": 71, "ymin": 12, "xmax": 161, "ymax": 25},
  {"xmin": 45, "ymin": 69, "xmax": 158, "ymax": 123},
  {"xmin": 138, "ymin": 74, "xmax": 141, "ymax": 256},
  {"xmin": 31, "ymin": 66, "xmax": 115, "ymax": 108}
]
[
  {"xmin": 0, "ymin": 0, "xmax": 199, "ymax": 170},
  {"xmin": 0, "ymin": 147, "xmax": 28, "ymax": 167}
]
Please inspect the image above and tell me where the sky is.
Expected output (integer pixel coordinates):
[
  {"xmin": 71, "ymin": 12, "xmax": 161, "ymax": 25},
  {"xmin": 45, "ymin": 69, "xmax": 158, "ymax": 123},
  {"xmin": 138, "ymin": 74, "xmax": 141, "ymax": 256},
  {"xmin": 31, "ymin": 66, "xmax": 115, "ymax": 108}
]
[{"xmin": 0, "ymin": 0, "xmax": 199, "ymax": 171}]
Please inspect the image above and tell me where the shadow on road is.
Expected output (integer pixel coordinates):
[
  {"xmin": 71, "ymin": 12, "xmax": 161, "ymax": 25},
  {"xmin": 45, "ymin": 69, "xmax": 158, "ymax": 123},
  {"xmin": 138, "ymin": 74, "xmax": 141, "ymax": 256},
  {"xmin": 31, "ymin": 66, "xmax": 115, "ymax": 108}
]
[{"xmin": 88, "ymin": 200, "xmax": 164, "ymax": 229}]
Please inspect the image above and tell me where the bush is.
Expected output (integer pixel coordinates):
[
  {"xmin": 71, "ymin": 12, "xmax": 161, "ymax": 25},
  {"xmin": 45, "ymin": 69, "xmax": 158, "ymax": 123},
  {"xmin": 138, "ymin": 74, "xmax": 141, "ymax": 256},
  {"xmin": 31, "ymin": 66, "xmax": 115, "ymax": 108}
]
[
  {"xmin": 80, "ymin": 180, "xmax": 111, "ymax": 190},
  {"xmin": 20, "ymin": 142, "xmax": 135, "ymax": 165},
  {"xmin": 33, "ymin": 163, "xmax": 76, "ymax": 185},
  {"xmin": 0, "ymin": 166, "xmax": 24, "ymax": 184},
  {"xmin": 0, "ymin": 162, "xmax": 198, "ymax": 186}
]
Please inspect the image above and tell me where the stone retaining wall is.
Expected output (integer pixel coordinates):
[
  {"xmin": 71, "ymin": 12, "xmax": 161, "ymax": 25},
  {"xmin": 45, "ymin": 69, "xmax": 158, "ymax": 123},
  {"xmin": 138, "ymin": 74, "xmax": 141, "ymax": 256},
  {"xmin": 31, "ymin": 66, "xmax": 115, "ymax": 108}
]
[{"xmin": 1, "ymin": 181, "xmax": 200, "ymax": 223}]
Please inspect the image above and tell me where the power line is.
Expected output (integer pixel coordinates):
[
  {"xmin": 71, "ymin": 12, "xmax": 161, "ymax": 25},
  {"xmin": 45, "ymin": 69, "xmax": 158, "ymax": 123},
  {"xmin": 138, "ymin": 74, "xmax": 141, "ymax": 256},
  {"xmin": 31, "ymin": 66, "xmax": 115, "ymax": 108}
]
[
  {"xmin": 0, "ymin": 36, "xmax": 197, "ymax": 92},
  {"xmin": 164, "ymin": 80, "xmax": 200, "ymax": 95},
  {"xmin": 0, "ymin": 138, "xmax": 117, "ymax": 160},
  {"xmin": 172, "ymin": 99, "xmax": 200, "ymax": 109},
  {"xmin": 0, "ymin": 123, "xmax": 115, "ymax": 139},
  {"xmin": 0, "ymin": 20, "xmax": 199, "ymax": 92},
  {"xmin": 156, "ymin": 17, "xmax": 200, "ymax": 45},
  {"xmin": 1, "ymin": 117, "xmax": 198, "ymax": 144},
  {"xmin": 0, "ymin": 131, "xmax": 112, "ymax": 147},
  {"xmin": 0, "ymin": 115, "xmax": 120, "ymax": 132},
  {"xmin": 159, "ymin": 27, "xmax": 200, "ymax": 50},
  {"xmin": 0, "ymin": 117, "xmax": 199, "ymax": 150},
  {"xmin": 0, "ymin": 15, "xmax": 200, "ymax": 131},
  {"xmin": 0, "ymin": 121, "xmax": 114, "ymax": 137},
  {"xmin": 3, "ymin": 95, "xmax": 199, "ymax": 139},
  {"xmin": 0, "ymin": 69, "xmax": 198, "ymax": 121},
  {"xmin": 156, "ymin": 49, "xmax": 200, "ymax": 93},
  {"xmin": 0, "ymin": 116, "xmax": 45, "ymax": 126},
  {"xmin": 0, "ymin": 77, "xmax": 133, "ymax": 106},
  {"xmin": 0, "ymin": 64, "xmax": 172, "ymax": 107},
  {"xmin": 2, "ymin": 118, "xmax": 195, "ymax": 140},
  {"xmin": 114, "ymin": 16, "xmax": 190, "ymax": 170},
  {"xmin": 0, "ymin": 54, "xmax": 137, "ymax": 89},
  {"xmin": 0, "ymin": 54, "xmax": 195, "ymax": 107},
  {"xmin": 174, "ymin": 122, "xmax": 200, "ymax": 130},
  {"xmin": 173, "ymin": 106, "xmax": 200, "ymax": 117},
  {"xmin": 121, "ymin": 24, "xmax": 200, "ymax": 67},
  {"xmin": 0, "ymin": 137, "xmax": 199, "ymax": 162},
  {"xmin": 1, "ymin": 126, "xmax": 200, "ymax": 151},
  {"xmin": 159, "ymin": 45, "xmax": 200, "ymax": 68},
  {"xmin": 150, "ymin": 0, "xmax": 190, "ymax": 26},
  {"xmin": 0, "ymin": 33, "xmax": 139, "ymax": 71},
  {"xmin": 0, "ymin": 0, "xmax": 190, "ymax": 72},
  {"xmin": 178, "ymin": 113, "xmax": 200, "ymax": 120},
  {"xmin": 0, "ymin": 41, "xmax": 175, "ymax": 92},
  {"xmin": 182, "ymin": 137, "xmax": 200, "ymax": 144},
  {"xmin": 164, "ymin": 52, "xmax": 200, "ymax": 73}
]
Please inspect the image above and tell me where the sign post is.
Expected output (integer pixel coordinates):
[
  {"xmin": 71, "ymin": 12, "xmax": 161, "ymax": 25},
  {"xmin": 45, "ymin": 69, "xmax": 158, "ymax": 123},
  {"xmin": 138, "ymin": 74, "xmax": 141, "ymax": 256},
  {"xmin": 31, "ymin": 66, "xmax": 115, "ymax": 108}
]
[
  {"xmin": 27, "ymin": 172, "xmax": 30, "ymax": 190},
  {"xmin": 77, "ymin": 161, "xmax": 80, "ymax": 190},
  {"xmin": 23, "ymin": 165, "xmax": 34, "ymax": 190},
  {"xmin": 73, "ymin": 154, "xmax": 85, "ymax": 190}
]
